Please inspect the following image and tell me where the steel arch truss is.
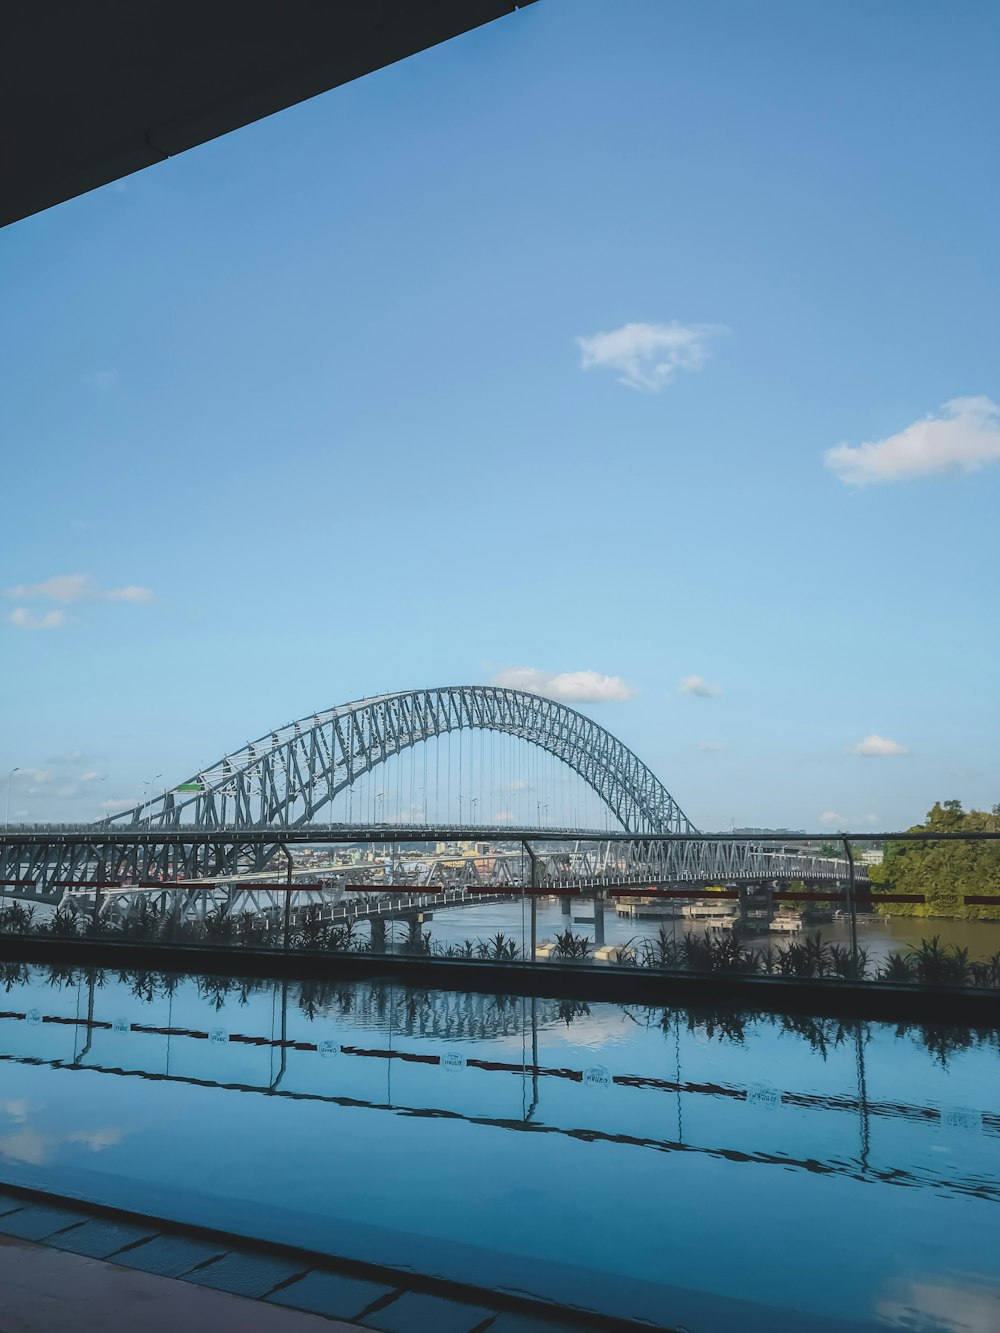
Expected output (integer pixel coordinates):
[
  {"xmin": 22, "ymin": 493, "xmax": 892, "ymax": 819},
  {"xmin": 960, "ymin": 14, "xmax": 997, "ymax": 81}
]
[
  {"xmin": 535, "ymin": 840, "xmax": 867, "ymax": 888},
  {"xmin": 104, "ymin": 686, "xmax": 696, "ymax": 836}
]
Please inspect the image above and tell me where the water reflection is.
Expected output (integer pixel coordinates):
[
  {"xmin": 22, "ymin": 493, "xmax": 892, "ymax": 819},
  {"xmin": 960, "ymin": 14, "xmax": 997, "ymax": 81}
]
[{"xmin": 0, "ymin": 962, "xmax": 997, "ymax": 1331}]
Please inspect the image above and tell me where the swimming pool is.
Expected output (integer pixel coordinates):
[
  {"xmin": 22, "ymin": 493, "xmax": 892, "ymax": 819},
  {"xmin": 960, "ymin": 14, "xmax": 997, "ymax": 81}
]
[{"xmin": 1, "ymin": 961, "xmax": 997, "ymax": 1330}]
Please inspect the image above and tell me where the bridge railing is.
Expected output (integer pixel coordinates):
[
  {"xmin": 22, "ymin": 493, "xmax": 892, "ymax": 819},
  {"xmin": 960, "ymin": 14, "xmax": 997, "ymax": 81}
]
[{"xmin": 1, "ymin": 832, "xmax": 998, "ymax": 992}]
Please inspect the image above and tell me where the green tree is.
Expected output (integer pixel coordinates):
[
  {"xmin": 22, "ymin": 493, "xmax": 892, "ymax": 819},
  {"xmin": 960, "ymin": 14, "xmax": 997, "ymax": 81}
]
[{"xmin": 869, "ymin": 801, "xmax": 1000, "ymax": 920}]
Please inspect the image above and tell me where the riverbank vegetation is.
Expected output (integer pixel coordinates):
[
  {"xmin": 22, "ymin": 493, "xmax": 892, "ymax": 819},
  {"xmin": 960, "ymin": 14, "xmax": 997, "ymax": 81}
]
[
  {"xmin": 3, "ymin": 902, "xmax": 998, "ymax": 988},
  {"xmin": 869, "ymin": 801, "xmax": 1000, "ymax": 921}
]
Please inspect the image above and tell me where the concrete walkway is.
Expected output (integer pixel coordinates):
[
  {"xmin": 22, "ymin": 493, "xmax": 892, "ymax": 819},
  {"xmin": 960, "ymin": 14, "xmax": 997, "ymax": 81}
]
[{"xmin": 0, "ymin": 1235, "xmax": 363, "ymax": 1333}]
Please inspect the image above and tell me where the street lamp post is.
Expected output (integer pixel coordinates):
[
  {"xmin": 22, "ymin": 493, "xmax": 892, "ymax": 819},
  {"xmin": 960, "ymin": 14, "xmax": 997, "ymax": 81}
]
[
  {"xmin": 5, "ymin": 768, "xmax": 20, "ymax": 826},
  {"xmin": 143, "ymin": 774, "xmax": 163, "ymax": 830}
]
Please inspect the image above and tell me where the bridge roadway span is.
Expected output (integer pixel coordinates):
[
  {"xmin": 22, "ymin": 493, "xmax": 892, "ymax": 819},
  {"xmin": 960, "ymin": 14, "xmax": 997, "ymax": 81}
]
[
  {"xmin": 0, "ymin": 824, "xmax": 866, "ymax": 917},
  {"xmin": 2, "ymin": 687, "xmax": 869, "ymax": 902}
]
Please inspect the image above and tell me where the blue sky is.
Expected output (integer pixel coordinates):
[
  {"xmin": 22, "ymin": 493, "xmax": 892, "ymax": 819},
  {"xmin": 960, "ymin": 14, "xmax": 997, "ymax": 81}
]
[{"xmin": 2, "ymin": 0, "xmax": 998, "ymax": 831}]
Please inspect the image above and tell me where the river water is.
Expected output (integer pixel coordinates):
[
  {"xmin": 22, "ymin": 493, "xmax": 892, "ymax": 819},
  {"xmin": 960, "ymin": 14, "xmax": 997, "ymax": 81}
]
[{"xmin": 402, "ymin": 896, "xmax": 1000, "ymax": 966}]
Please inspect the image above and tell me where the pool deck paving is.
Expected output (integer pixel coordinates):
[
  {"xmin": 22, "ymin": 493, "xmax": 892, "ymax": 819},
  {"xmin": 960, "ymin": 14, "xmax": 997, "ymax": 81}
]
[
  {"xmin": 0, "ymin": 1234, "xmax": 364, "ymax": 1333},
  {"xmin": 0, "ymin": 1190, "xmax": 590, "ymax": 1333}
]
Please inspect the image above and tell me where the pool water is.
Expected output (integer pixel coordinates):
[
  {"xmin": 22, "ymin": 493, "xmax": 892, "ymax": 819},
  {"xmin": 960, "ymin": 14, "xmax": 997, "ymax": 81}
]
[{"xmin": 0, "ymin": 962, "xmax": 997, "ymax": 1331}]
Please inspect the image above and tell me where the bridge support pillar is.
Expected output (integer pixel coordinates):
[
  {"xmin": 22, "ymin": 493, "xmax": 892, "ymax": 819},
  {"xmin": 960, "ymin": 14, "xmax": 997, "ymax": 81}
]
[
  {"xmin": 592, "ymin": 895, "xmax": 605, "ymax": 947},
  {"xmin": 560, "ymin": 896, "xmax": 572, "ymax": 917},
  {"xmin": 370, "ymin": 917, "xmax": 386, "ymax": 953},
  {"xmin": 406, "ymin": 913, "xmax": 427, "ymax": 953},
  {"xmin": 738, "ymin": 883, "xmax": 771, "ymax": 935}
]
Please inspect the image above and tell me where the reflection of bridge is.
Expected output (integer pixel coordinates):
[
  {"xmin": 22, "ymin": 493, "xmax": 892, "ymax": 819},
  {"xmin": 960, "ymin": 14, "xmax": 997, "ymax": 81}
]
[
  {"xmin": 1, "ymin": 686, "xmax": 864, "ymax": 904},
  {"xmin": 0, "ymin": 975, "xmax": 992, "ymax": 1202}
]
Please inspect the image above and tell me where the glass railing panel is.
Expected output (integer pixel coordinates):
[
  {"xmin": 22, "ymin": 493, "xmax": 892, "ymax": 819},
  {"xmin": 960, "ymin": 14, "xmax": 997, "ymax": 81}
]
[
  {"xmin": 856, "ymin": 834, "xmax": 1000, "ymax": 988},
  {"xmin": 1, "ymin": 830, "xmax": 997, "ymax": 991}
]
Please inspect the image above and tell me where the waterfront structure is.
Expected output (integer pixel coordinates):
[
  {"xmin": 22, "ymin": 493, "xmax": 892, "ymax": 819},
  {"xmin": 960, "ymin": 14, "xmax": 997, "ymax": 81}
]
[{"xmin": 1, "ymin": 687, "xmax": 862, "ymax": 912}]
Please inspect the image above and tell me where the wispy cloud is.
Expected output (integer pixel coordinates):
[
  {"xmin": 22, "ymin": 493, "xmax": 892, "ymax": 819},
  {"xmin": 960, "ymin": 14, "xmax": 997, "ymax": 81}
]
[
  {"xmin": 79, "ymin": 771, "xmax": 105, "ymax": 783},
  {"xmin": 83, "ymin": 368, "xmax": 119, "ymax": 391},
  {"xmin": 7, "ymin": 608, "xmax": 65, "ymax": 630},
  {"xmin": 820, "ymin": 811, "xmax": 845, "ymax": 826},
  {"xmin": 876, "ymin": 1276, "xmax": 1000, "ymax": 1333},
  {"xmin": 679, "ymin": 675, "xmax": 722, "ymax": 698},
  {"xmin": 6, "ymin": 574, "xmax": 92, "ymax": 602},
  {"xmin": 102, "ymin": 585, "xmax": 154, "ymax": 603},
  {"xmin": 0, "ymin": 1124, "xmax": 124, "ymax": 1167},
  {"xmin": 577, "ymin": 320, "xmax": 722, "ymax": 392},
  {"xmin": 849, "ymin": 734, "xmax": 908, "ymax": 757},
  {"xmin": 4, "ymin": 574, "xmax": 153, "ymax": 604},
  {"xmin": 825, "ymin": 396, "xmax": 1000, "ymax": 486},
  {"xmin": 386, "ymin": 804, "xmax": 426, "ymax": 824},
  {"xmin": 491, "ymin": 667, "xmax": 636, "ymax": 702},
  {"xmin": 698, "ymin": 741, "xmax": 726, "ymax": 752},
  {"xmin": 99, "ymin": 796, "xmax": 140, "ymax": 811}
]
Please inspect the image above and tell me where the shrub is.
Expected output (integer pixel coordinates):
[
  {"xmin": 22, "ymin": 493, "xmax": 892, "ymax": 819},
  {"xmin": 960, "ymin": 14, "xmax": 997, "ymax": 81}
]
[
  {"xmin": 0, "ymin": 903, "xmax": 36, "ymax": 934},
  {"xmin": 905, "ymin": 936, "xmax": 970, "ymax": 986},
  {"xmin": 639, "ymin": 925, "xmax": 683, "ymax": 969},
  {"xmin": 552, "ymin": 930, "xmax": 592, "ymax": 960},
  {"xmin": 475, "ymin": 932, "xmax": 520, "ymax": 962}
]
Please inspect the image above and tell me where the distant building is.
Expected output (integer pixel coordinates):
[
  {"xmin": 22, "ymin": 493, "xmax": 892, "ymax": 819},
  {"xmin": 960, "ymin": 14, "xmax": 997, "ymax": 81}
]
[{"xmin": 730, "ymin": 827, "xmax": 807, "ymax": 837}]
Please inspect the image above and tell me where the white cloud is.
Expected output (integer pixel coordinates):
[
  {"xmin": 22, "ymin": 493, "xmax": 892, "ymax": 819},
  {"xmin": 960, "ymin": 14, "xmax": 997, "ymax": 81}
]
[
  {"xmin": 4, "ymin": 573, "xmax": 153, "ymax": 604},
  {"xmin": 493, "ymin": 811, "xmax": 514, "ymax": 822},
  {"xmin": 83, "ymin": 368, "xmax": 119, "ymax": 391},
  {"xmin": 491, "ymin": 667, "xmax": 636, "ymax": 702},
  {"xmin": 0, "ymin": 1124, "xmax": 124, "ymax": 1167},
  {"xmin": 508, "ymin": 778, "xmax": 530, "ymax": 792},
  {"xmin": 680, "ymin": 675, "xmax": 722, "ymax": 698},
  {"xmin": 101, "ymin": 585, "xmax": 154, "ymax": 603},
  {"xmin": 386, "ymin": 803, "xmax": 425, "ymax": 823},
  {"xmin": 5, "ymin": 575, "xmax": 91, "ymax": 602},
  {"xmin": 817, "ymin": 812, "xmax": 878, "ymax": 830},
  {"xmin": 825, "ymin": 396, "xmax": 1000, "ymax": 486},
  {"xmin": 698, "ymin": 742, "xmax": 726, "ymax": 752},
  {"xmin": 79, "ymin": 771, "xmax": 105, "ymax": 783},
  {"xmin": 7, "ymin": 607, "xmax": 65, "ymax": 630},
  {"xmin": 877, "ymin": 1278, "xmax": 1000, "ymax": 1333},
  {"xmin": 849, "ymin": 734, "xmax": 908, "ymax": 757},
  {"xmin": 13, "ymin": 768, "xmax": 49, "ymax": 785},
  {"xmin": 99, "ymin": 796, "xmax": 140, "ymax": 811},
  {"xmin": 577, "ymin": 320, "xmax": 722, "ymax": 392}
]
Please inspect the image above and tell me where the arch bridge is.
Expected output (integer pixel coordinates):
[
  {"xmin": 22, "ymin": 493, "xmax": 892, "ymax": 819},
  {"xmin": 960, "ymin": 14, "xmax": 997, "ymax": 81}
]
[
  {"xmin": 1, "ymin": 686, "xmax": 861, "ymax": 900},
  {"xmin": 107, "ymin": 685, "xmax": 695, "ymax": 836}
]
